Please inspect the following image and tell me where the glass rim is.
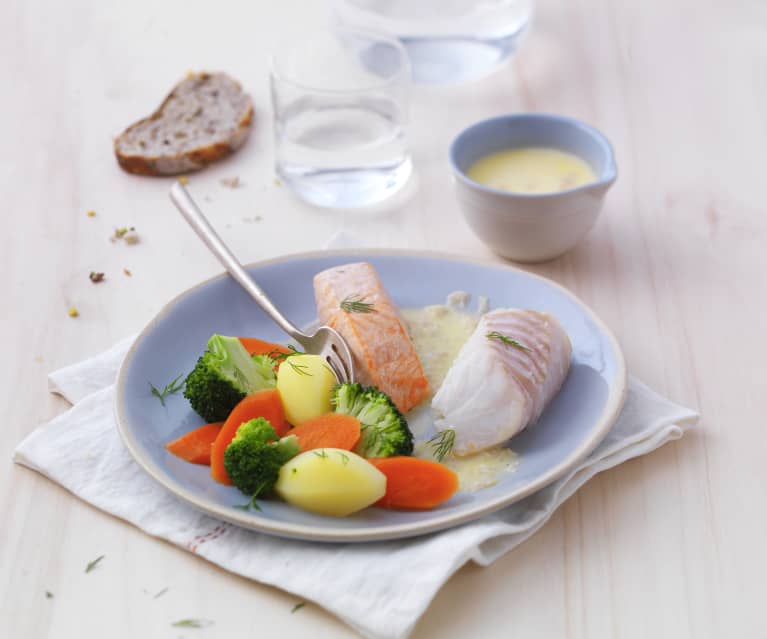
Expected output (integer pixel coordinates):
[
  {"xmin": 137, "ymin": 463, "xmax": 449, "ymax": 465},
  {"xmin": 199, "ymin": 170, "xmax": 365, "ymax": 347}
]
[{"xmin": 270, "ymin": 25, "xmax": 411, "ymax": 94}]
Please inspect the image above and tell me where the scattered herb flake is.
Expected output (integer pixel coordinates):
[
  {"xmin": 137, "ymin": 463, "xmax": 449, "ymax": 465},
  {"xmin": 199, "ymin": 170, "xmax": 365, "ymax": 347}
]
[
  {"xmin": 178, "ymin": 176, "xmax": 189, "ymax": 185},
  {"xmin": 340, "ymin": 295, "xmax": 376, "ymax": 314},
  {"xmin": 149, "ymin": 373, "xmax": 185, "ymax": 407},
  {"xmin": 313, "ymin": 450, "xmax": 329, "ymax": 459},
  {"xmin": 291, "ymin": 468, "xmax": 298, "ymax": 475},
  {"xmin": 152, "ymin": 587, "xmax": 168, "ymax": 599},
  {"xmin": 273, "ymin": 177, "xmax": 281, "ymax": 187},
  {"xmin": 45, "ymin": 591, "xmax": 54, "ymax": 599},
  {"xmin": 485, "ymin": 332, "xmax": 531, "ymax": 352},
  {"xmin": 85, "ymin": 555, "xmax": 104, "ymax": 573},
  {"xmin": 86, "ymin": 210, "xmax": 96, "ymax": 217},
  {"xmin": 291, "ymin": 602, "xmax": 306, "ymax": 613},
  {"xmin": 68, "ymin": 307, "xmax": 79, "ymax": 318},
  {"xmin": 171, "ymin": 619, "xmax": 213, "ymax": 628},
  {"xmin": 338, "ymin": 452, "xmax": 350, "ymax": 466},
  {"xmin": 114, "ymin": 227, "xmax": 128, "ymax": 239},
  {"xmin": 89, "ymin": 271, "xmax": 105, "ymax": 283},
  {"xmin": 428, "ymin": 429, "xmax": 456, "ymax": 462}
]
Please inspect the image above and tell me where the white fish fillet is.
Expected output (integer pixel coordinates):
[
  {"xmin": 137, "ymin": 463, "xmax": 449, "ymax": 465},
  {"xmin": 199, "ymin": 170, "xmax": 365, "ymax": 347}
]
[{"xmin": 432, "ymin": 309, "xmax": 572, "ymax": 455}]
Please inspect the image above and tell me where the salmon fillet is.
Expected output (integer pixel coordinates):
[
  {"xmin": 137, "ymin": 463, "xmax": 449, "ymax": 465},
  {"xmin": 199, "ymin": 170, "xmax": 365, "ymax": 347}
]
[{"xmin": 313, "ymin": 262, "xmax": 431, "ymax": 413}]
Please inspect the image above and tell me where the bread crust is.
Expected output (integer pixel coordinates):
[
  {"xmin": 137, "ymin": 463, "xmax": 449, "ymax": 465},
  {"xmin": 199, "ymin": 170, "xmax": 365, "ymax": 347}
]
[{"xmin": 114, "ymin": 72, "xmax": 254, "ymax": 176}]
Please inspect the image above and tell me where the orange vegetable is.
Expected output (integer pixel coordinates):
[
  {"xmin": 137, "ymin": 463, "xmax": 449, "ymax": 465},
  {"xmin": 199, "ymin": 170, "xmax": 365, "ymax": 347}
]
[
  {"xmin": 165, "ymin": 422, "xmax": 223, "ymax": 465},
  {"xmin": 289, "ymin": 413, "xmax": 361, "ymax": 452},
  {"xmin": 238, "ymin": 337, "xmax": 291, "ymax": 358},
  {"xmin": 210, "ymin": 389, "xmax": 287, "ymax": 485},
  {"xmin": 369, "ymin": 457, "xmax": 459, "ymax": 510}
]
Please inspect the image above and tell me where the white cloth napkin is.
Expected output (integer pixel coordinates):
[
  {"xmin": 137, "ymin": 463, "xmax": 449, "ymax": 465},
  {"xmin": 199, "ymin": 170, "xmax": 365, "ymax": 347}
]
[{"xmin": 13, "ymin": 339, "xmax": 697, "ymax": 639}]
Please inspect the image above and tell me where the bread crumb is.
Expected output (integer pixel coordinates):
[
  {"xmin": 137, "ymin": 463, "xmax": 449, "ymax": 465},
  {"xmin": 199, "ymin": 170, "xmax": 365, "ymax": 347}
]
[
  {"xmin": 123, "ymin": 229, "xmax": 140, "ymax": 245},
  {"xmin": 89, "ymin": 271, "xmax": 105, "ymax": 283},
  {"xmin": 123, "ymin": 268, "xmax": 132, "ymax": 277},
  {"xmin": 68, "ymin": 307, "xmax": 79, "ymax": 318},
  {"xmin": 220, "ymin": 176, "xmax": 241, "ymax": 189},
  {"xmin": 178, "ymin": 176, "xmax": 189, "ymax": 185},
  {"xmin": 86, "ymin": 210, "xmax": 96, "ymax": 217}
]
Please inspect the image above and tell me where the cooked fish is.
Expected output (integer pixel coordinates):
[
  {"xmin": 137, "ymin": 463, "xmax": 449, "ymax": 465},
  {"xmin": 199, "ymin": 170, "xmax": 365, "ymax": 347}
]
[
  {"xmin": 314, "ymin": 262, "xmax": 431, "ymax": 413},
  {"xmin": 432, "ymin": 309, "xmax": 572, "ymax": 455}
]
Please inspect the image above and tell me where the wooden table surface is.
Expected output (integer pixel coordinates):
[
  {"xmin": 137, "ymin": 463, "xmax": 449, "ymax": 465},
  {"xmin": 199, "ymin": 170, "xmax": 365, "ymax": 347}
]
[{"xmin": 2, "ymin": 0, "xmax": 764, "ymax": 637}]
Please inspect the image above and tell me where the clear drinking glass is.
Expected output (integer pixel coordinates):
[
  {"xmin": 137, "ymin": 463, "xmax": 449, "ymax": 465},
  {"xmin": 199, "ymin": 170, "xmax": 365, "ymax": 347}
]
[
  {"xmin": 334, "ymin": 0, "xmax": 534, "ymax": 85},
  {"xmin": 270, "ymin": 27, "xmax": 412, "ymax": 209}
]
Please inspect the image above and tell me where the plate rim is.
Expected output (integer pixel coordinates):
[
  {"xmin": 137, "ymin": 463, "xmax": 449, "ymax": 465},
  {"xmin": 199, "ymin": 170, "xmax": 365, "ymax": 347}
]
[{"xmin": 114, "ymin": 248, "xmax": 628, "ymax": 542}]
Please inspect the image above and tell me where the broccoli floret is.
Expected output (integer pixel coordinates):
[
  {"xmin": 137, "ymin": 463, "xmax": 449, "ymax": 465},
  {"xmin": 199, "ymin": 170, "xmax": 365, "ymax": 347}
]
[
  {"xmin": 223, "ymin": 418, "xmax": 300, "ymax": 496},
  {"xmin": 331, "ymin": 383, "xmax": 413, "ymax": 458},
  {"xmin": 183, "ymin": 334, "xmax": 276, "ymax": 422}
]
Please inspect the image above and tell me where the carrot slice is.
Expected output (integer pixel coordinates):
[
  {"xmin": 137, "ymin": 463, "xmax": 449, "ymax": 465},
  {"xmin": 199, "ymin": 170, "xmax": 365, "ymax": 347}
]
[
  {"xmin": 210, "ymin": 389, "xmax": 287, "ymax": 485},
  {"xmin": 369, "ymin": 457, "xmax": 459, "ymax": 510},
  {"xmin": 289, "ymin": 413, "xmax": 361, "ymax": 452},
  {"xmin": 165, "ymin": 422, "xmax": 223, "ymax": 465},
  {"xmin": 238, "ymin": 337, "xmax": 291, "ymax": 358}
]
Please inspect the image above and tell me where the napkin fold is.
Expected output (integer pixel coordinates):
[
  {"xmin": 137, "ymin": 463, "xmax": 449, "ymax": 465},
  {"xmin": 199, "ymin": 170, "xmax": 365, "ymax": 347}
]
[{"xmin": 14, "ymin": 340, "xmax": 697, "ymax": 639}]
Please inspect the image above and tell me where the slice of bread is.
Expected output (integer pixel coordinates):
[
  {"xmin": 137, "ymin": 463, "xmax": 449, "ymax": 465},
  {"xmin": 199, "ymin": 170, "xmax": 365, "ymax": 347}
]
[{"xmin": 114, "ymin": 72, "xmax": 254, "ymax": 176}]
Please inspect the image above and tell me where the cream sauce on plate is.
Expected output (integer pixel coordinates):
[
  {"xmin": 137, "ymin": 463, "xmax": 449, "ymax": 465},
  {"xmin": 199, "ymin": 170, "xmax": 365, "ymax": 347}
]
[{"xmin": 403, "ymin": 294, "xmax": 520, "ymax": 492}]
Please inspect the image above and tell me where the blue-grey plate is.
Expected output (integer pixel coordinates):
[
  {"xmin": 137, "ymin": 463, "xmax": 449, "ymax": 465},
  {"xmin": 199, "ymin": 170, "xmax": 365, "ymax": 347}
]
[{"xmin": 115, "ymin": 250, "xmax": 626, "ymax": 542}]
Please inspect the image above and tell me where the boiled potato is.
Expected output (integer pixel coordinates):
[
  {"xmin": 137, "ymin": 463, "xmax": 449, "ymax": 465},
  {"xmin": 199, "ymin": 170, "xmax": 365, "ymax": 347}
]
[
  {"xmin": 276, "ymin": 354, "xmax": 336, "ymax": 425},
  {"xmin": 275, "ymin": 448, "xmax": 386, "ymax": 517}
]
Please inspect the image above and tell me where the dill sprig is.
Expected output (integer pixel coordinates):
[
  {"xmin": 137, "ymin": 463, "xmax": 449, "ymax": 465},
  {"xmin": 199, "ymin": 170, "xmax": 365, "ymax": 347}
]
[
  {"xmin": 340, "ymin": 295, "xmax": 377, "ymax": 314},
  {"xmin": 85, "ymin": 555, "xmax": 104, "ymax": 573},
  {"xmin": 267, "ymin": 344, "xmax": 302, "ymax": 363},
  {"xmin": 428, "ymin": 429, "xmax": 456, "ymax": 462},
  {"xmin": 287, "ymin": 360, "xmax": 311, "ymax": 376},
  {"xmin": 291, "ymin": 602, "xmax": 306, "ymax": 613},
  {"xmin": 268, "ymin": 345, "xmax": 311, "ymax": 376},
  {"xmin": 171, "ymin": 619, "xmax": 213, "ymax": 628},
  {"xmin": 149, "ymin": 373, "xmax": 185, "ymax": 406},
  {"xmin": 486, "ymin": 332, "xmax": 531, "ymax": 352},
  {"xmin": 233, "ymin": 482, "xmax": 267, "ymax": 512}
]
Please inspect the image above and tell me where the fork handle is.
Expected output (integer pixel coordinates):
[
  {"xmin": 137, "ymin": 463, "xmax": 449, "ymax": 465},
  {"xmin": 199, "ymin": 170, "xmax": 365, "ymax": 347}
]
[{"xmin": 170, "ymin": 182, "xmax": 305, "ymax": 341}]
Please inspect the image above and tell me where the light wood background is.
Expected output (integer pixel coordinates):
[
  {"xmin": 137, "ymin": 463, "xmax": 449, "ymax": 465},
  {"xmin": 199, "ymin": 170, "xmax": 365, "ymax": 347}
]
[{"xmin": 2, "ymin": 0, "xmax": 764, "ymax": 637}]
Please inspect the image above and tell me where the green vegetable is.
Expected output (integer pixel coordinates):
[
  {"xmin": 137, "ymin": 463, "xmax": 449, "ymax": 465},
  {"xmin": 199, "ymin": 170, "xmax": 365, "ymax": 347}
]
[
  {"xmin": 183, "ymin": 335, "xmax": 276, "ymax": 422},
  {"xmin": 331, "ymin": 383, "xmax": 413, "ymax": 458},
  {"xmin": 223, "ymin": 418, "xmax": 300, "ymax": 497}
]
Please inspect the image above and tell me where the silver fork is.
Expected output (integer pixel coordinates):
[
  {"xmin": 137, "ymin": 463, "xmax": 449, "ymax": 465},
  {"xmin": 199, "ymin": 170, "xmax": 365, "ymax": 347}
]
[{"xmin": 170, "ymin": 182, "xmax": 354, "ymax": 384}]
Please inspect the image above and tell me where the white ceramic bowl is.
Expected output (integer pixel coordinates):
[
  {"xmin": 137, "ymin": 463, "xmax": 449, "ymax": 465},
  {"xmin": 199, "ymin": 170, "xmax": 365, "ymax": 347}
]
[{"xmin": 449, "ymin": 113, "xmax": 618, "ymax": 262}]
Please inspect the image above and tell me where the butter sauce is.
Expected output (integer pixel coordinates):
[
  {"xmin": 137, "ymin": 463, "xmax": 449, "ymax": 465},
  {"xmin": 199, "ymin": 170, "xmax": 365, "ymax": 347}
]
[{"xmin": 467, "ymin": 147, "xmax": 596, "ymax": 194}]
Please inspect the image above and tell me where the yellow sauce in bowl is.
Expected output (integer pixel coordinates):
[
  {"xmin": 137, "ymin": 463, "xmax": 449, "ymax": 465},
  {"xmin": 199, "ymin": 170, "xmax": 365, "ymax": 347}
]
[{"xmin": 467, "ymin": 147, "xmax": 596, "ymax": 194}]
